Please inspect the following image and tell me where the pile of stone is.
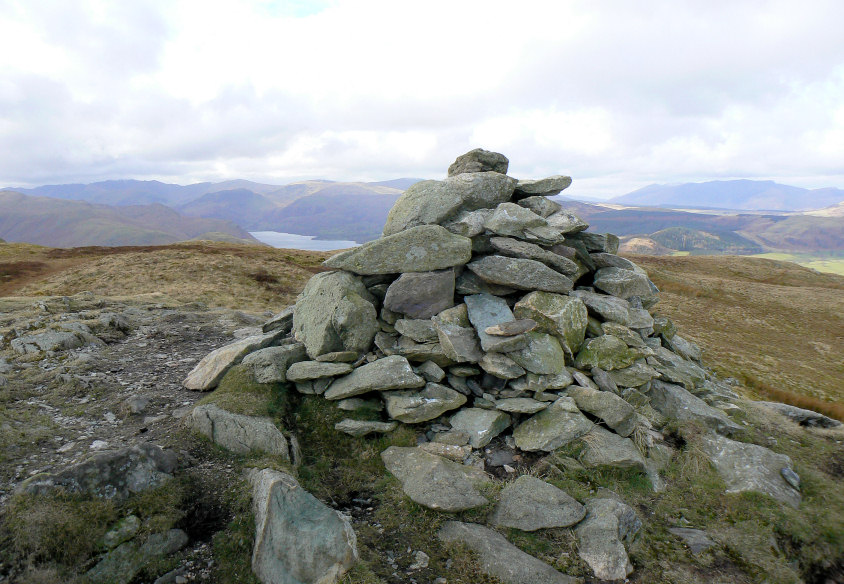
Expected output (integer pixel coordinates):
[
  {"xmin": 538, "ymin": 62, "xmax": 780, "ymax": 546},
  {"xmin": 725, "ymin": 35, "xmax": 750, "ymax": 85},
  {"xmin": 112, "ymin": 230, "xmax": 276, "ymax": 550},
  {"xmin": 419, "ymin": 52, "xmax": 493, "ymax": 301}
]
[{"xmin": 183, "ymin": 149, "xmax": 806, "ymax": 583}]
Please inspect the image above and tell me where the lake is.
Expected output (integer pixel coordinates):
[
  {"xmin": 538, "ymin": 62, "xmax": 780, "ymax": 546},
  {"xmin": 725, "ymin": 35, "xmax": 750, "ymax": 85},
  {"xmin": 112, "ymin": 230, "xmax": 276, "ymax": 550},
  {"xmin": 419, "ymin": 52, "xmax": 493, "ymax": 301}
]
[{"xmin": 250, "ymin": 231, "xmax": 359, "ymax": 251}]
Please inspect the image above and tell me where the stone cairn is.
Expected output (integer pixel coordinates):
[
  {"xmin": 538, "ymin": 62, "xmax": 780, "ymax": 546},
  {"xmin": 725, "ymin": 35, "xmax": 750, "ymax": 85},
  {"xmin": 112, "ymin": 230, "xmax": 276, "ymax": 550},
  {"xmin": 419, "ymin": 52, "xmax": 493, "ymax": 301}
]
[{"xmin": 184, "ymin": 149, "xmax": 804, "ymax": 583}]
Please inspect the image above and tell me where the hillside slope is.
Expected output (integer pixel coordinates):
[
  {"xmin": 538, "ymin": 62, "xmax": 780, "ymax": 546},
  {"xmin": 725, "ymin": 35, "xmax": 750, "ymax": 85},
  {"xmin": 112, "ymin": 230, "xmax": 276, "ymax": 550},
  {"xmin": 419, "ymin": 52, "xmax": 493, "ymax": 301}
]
[{"xmin": 0, "ymin": 191, "xmax": 258, "ymax": 247}]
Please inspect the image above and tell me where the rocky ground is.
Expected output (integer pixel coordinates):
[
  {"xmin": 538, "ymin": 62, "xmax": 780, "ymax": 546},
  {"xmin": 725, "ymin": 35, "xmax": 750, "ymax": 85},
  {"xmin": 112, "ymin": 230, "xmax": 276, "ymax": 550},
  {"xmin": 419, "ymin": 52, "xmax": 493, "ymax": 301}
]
[{"xmin": 0, "ymin": 291, "xmax": 272, "ymax": 583}]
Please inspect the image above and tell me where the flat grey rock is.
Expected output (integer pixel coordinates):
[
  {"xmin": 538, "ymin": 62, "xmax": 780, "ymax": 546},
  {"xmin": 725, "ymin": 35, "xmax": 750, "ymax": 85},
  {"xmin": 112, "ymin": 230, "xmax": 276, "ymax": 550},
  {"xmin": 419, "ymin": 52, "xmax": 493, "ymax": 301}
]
[
  {"xmin": 576, "ymin": 497, "xmax": 641, "ymax": 581},
  {"xmin": 468, "ymin": 256, "xmax": 573, "ymax": 294},
  {"xmin": 383, "ymin": 382, "xmax": 467, "ymax": 423},
  {"xmin": 484, "ymin": 203, "xmax": 552, "ymax": 240},
  {"xmin": 433, "ymin": 321, "xmax": 484, "ymax": 363},
  {"xmin": 569, "ymin": 290, "xmax": 631, "ymax": 325},
  {"xmin": 507, "ymin": 332, "xmax": 566, "ymax": 375},
  {"xmin": 324, "ymin": 355, "xmax": 425, "ymax": 400},
  {"xmin": 465, "ymin": 293, "xmax": 526, "ymax": 352},
  {"xmin": 381, "ymin": 446, "xmax": 489, "ymax": 511},
  {"xmin": 286, "ymin": 360, "xmax": 353, "ymax": 382},
  {"xmin": 438, "ymin": 521, "xmax": 581, "ymax": 584},
  {"xmin": 668, "ymin": 528, "xmax": 716, "ymax": 555},
  {"xmin": 574, "ymin": 335, "xmax": 642, "ymax": 371},
  {"xmin": 449, "ymin": 407, "xmax": 511, "ymax": 448},
  {"xmin": 610, "ymin": 361, "xmax": 660, "ymax": 388},
  {"xmin": 479, "ymin": 352, "xmax": 526, "ymax": 379},
  {"xmin": 516, "ymin": 195, "xmax": 562, "ymax": 217},
  {"xmin": 394, "ymin": 319, "xmax": 439, "ymax": 344},
  {"xmin": 383, "ymin": 269, "xmax": 455, "ymax": 319},
  {"xmin": 324, "ymin": 225, "xmax": 472, "ymax": 274},
  {"xmin": 189, "ymin": 404, "xmax": 289, "ymax": 458},
  {"xmin": 545, "ymin": 210, "xmax": 589, "ymax": 234},
  {"xmin": 334, "ymin": 419, "xmax": 397, "ymax": 437},
  {"xmin": 250, "ymin": 468, "xmax": 358, "ymax": 584},
  {"xmin": 85, "ymin": 529, "xmax": 188, "ymax": 584},
  {"xmin": 568, "ymin": 386, "xmax": 637, "ymax": 437},
  {"xmin": 594, "ymin": 267, "xmax": 655, "ymax": 299},
  {"xmin": 262, "ymin": 306, "xmax": 294, "ymax": 334},
  {"xmin": 11, "ymin": 329, "xmax": 104, "ymax": 354},
  {"xmin": 698, "ymin": 432, "xmax": 801, "ymax": 508},
  {"xmin": 495, "ymin": 398, "xmax": 549, "ymax": 414},
  {"xmin": 646, "ymin": 380, "xmax": 742, "ymax": 435},
  {"xmin": 514, "ymin": 175, "xmax": 573, "ymax": 197},
  {"xmin": 579, "ymin": 426, "xmax": 646, "ymax": 472},
  {"xmin": 513, "ymin": 397, "xmax": 593, "ymax": 452},
  {"xmin": 491, "ymin": 475, "xmax": 585, "ymax": 531},
  {"xmin": 383, "ymin": 173, "xmax": 515, "ymax": 236},
  {"xmin": 183, "ymin": 329, "xmax": 287, "ymax": 390}
]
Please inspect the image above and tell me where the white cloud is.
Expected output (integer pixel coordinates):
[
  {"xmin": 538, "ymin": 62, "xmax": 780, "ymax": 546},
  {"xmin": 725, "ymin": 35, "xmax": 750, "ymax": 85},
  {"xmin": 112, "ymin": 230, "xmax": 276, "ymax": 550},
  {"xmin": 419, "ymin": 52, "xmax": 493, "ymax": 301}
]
[{"xmin": 1, "ymin": 0, "xmax": 843, "ymax": 200}]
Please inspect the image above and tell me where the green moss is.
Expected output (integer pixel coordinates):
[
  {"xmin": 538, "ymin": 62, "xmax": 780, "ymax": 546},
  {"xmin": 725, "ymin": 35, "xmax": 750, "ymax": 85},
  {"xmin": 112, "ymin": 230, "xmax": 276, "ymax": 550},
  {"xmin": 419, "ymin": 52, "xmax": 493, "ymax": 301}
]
[{"xmin": 198, "ymin": 364, "xmax": 289, "ymax": 419}]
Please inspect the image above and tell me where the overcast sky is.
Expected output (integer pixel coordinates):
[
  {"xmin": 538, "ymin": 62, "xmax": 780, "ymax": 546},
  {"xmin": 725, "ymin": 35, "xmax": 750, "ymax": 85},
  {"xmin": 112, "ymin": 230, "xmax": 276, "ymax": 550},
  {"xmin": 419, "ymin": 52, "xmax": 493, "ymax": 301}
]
[{"xmin": 2, "ymin": 0, "xmax": 843, "ymax": 199}]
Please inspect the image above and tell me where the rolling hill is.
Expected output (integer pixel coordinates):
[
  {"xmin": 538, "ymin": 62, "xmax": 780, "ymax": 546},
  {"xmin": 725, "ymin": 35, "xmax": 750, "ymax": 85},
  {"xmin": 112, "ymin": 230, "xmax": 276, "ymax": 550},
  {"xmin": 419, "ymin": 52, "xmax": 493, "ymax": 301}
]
[
  {"xmin": 0, "ymin": 191, "xmax": 258, "ymax": 247},
  {"xmin": 612, "ymin": 179, "xmax": 844, "ymax": 211}
]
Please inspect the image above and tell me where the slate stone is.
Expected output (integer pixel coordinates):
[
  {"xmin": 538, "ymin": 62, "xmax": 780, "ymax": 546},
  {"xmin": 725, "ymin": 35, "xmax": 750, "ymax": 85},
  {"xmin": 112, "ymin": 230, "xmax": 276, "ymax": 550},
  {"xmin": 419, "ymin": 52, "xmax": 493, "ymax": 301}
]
[
  {"xmin": 242, "ymin": 343, "xmax": 307, "ymax": 384},
  {"xmin": 336, "ymin": 397, "xmax": 384, "ymax": 413},
  {"xmin": 590, "ymin": 253, "xmax": 637, "ymax": 271},
  {"xmin": 491, "ymin": 475, "xmax": 585, "ymax": 531},
  {"xmin": 490, "ymin": 236, "xmax": 580, "ymax": 276},
  {"xmin": 591, "ymin": 366, "xmax": 619, "ymax": 394},
  {"xmin": 11, "ymin": 329, "xmax": 104, "ymax": 354},
  {"xmin": 569, "ymin": 290, "xmax": 631, "ymax": 325},
  {"xmin": 324, "ymin": 355, "xmax": 425, "ymax": 400},
  {"xmin": 545, "ymin": 210, "xmax": 589, "ymax": 234},
  {"xmin": 286, "ymin": 361, "xmax": 354, "ymax": 382},
  {"xmin": 574, "ymin": 335, "xmax": 641, "ymax": 371},
  {"xmin": 568, "ymin": 386, "xmax": 638, "ymax": 437},
  {"xmin": 383, "ymin": 173, "xmax": 516, "ymax": 235},
  {"xmin": 468, "ymin": 256, "xmax": 573, "ymax": 293},
  {"xmin": 438, "ymin": 521, "xmax": 581, "ymax": 584},
  {"xmin": 325, "ymin": 225, "xmax": 472, "ymax": 274},
  {"xmin": 514, "ymin": 175, "xmax": 573, "ymax": 197},
  {"xmin": 315, "ymin": 350, "xmax": 360, "ymax": 363},
  {"xmin": 449, "ymin": 408, "xmax": 511, "ymax": 448},
  {"xmin": 383, "ymin": 269, "xmax": 455, "ymax": 319},
  {"xmin": 569, "ymin": 232, "xmax": 619, "ymax": 254},
  {"xmin": 262, "ymin": 306, "xmax": 294, "ymax": 334},
  {"xmin": 381, "ymin": 446, "xmax": 489, "ymax": 511},
  {"xmin": 418, "ymin": 442, "xmax": 472, "ymax": 462},
  {"xmin": 465, "ymin": 293, "xmax": 527, "ymax": 352},
  {"xmin": 484, "ymin": 202, "xmax": 551, "ymax": 239},
  {"xmin": 507, "ymin": 332, "xmax": 566, "ymax": 375},
  {"xmin": 447, "ymin": 148, "xmax": 509, "ymax": 176},
  {"xmin": 456, "ymin": 270, "xmax": 519, "ymax": 296},
  {"xmin": 18, "ymin": 443, "xmax": 178, "ymax": 501},
  {"xmin": 665, "ymin": 334, "xmax": 703, "ymax": 362},
  {"xmin": 576, "ymin": 498, "xmax": 641, "ymax": 581},
  {"xmin": 250, "ymin": 469, "xmax": 358, "ymax": 584},
  {"xmin": 383, "ymin": 383, "xmax": 467, "ymax": 423},
  {"xmin": 433, "ymin": 321, "xmax": 484, "ymax": 363},
  {"xmin": 394, "ymin": 319, "xmax": 439, "ymax": 343},
  {"xmin": 183, "ymin": 329, "xmax": 288, "ymax": 390},
  {"xmin": 416, "ymin": 360, "xmax": 446, "ymax": 382},
  {"xmin": 646, "ymin": 380, "xmax": 742, "ymax": 435},
  {"xmin": 512, "ymin": 397, "xmax": 593, "ymax": 452},
  {"xmin": 594, "ymin": 267, "xmax": 655, "ymax": 299},
  {"xmin": 514, "ymin": 291, "xmax": 588, "ymax": 356},
  {"xmin": 485, "ymin": 318, "xmax": 538, "ymax": 336},
  {"xmin": 579, "ymin": 426, "xmax": 646, "ymax": 472},
  {"xmin": 609, "ymin": 361, "xmax": 660, "ymax": 388},
  {"xmin": 516, "ymin": 195, "xmax": 562, "ymax": 217},
  {"xmin": 698, "ymin": 433, "xmax": 801, "ymax": 508},
  {"xmin": 601, "ymin": 321, "xmax": 647, "ymax": 348},
  {"xmin": 292, "ymin": 270, "xmax": 377, "ymax": 360},
  {"xmin": 668, "ymin": 528, "xmax": 716, "ymax": 555},
  {"xmin": 479, "ymin": 352, "xmax": 526, "ymax": 379},
  {"xmin": 190, "ymin": 404, "xmax": 289, "ymax": 458},
  {"xmin": 443, "ymin": 208, "xmax": 493, "ymax": 237},
  {"xmin": 495, "ymin": 398, "xmax": 550, "ymax": 414},
  {"xmin": 334, "ymin": 419, "xmax": 398, "ymax": 437}
]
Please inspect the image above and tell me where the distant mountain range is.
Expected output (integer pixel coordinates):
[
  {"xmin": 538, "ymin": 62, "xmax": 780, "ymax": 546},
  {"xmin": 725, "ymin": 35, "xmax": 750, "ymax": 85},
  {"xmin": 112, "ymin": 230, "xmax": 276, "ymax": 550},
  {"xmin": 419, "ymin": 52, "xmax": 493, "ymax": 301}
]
[
  {"xmin": 1, "ymin": 177, "xmax": 841, "ymax": 253},
  {"xmin": 612, "ymin": 179, "xmax": 844, "ymax": 211}
]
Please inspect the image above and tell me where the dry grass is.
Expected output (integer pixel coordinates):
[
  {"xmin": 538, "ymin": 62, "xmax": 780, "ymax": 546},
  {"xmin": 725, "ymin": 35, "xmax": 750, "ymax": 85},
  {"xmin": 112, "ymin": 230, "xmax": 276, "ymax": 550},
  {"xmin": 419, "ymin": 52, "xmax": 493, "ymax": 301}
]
[
  {"xmin": 631, "ymin": 254, "xmax": 844, "ymax": 414},
  {"xmin": 0, "ymin": 241, "xmax": 331, "ymax": 311}
]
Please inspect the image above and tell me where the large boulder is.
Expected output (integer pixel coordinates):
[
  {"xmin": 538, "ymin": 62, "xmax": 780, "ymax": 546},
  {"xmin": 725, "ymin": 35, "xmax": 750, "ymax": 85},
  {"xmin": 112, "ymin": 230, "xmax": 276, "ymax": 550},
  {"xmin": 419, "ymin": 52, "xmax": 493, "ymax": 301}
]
[
  {"xmin": 467, "ymin": 256, "xmax": 573, "ymax": 293},
  {"xmin": 438, "ymin": 521, "xmax": 581, "ymax": 584},
  {"xmin": 757, "ymin": 401, "xmax": 842, "ymax": 428},
  {"xmin": 697, "ymin": 433, "xmax": 801, "ymax": 508},
  {"xmin": 325, "ymin": 225, "xmax": 472, "ymax": 273},
  {"xmin": 490, "ymin": 475, "xmax": 586, "ymax": 531},
  {"xmin": 250, "ymin": 469, "xmax": 358, "ymax": 584},
  {"xmin": 292, "ymin": 271, "xmax": 377, "ymax": 359},
  {"xmin": 18, "ymin": 443, "xmax": 178, "ymax": 500},
  {"xmin": 189, "ymin": 404, "xmax": 289, "ymax": 458},
  {"xmin": 11, "ymin": 329, "xmax": 104, "ymax": 354},
  {"xmin": 381, "ymin": 446, "xmax": 490, "ymax": 511},
  {"xmin": 383, "ymin": 173, "xmax": 516, "ymax": 235},
  {"xmin": 183, "ymin": 329, "xmax": 288, "ymax": 390}
]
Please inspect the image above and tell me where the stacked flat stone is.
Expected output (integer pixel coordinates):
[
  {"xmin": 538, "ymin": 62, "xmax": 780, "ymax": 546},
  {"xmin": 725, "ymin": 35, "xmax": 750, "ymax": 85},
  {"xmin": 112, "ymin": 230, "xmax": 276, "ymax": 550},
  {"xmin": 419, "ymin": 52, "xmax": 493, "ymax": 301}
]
[{"xmin": 266, "ymin": 148, "xmax": 740, "ymax": 458}]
